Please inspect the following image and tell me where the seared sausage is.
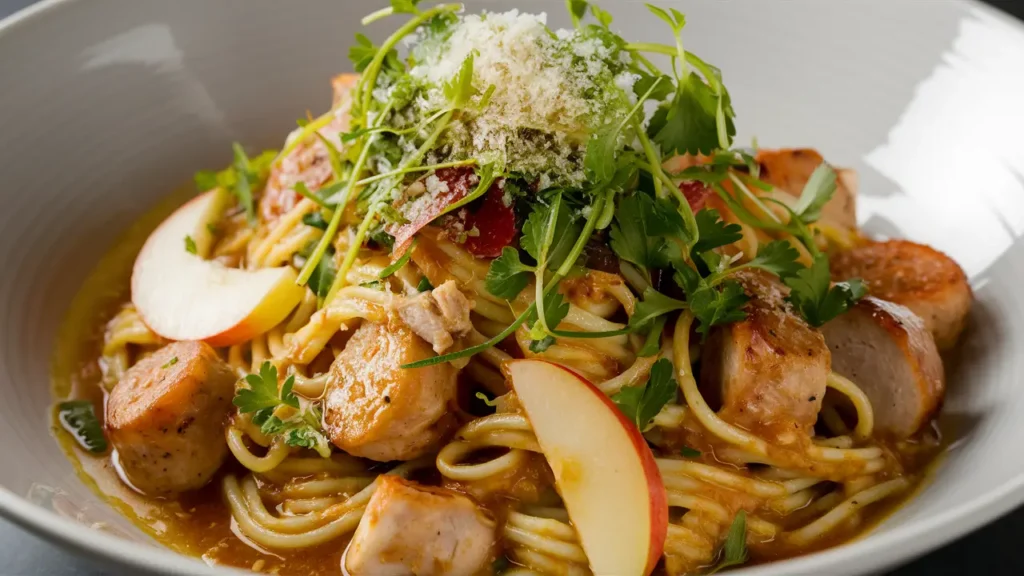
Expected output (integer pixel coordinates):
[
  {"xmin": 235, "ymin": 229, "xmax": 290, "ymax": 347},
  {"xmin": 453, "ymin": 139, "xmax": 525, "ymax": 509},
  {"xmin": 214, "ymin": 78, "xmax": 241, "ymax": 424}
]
[
  {"xmin": 830, "ymin": 239, "xmax": 971, "ymax": 350},
  {"xmin": 821, "ymin": 297, "xmax": 944, "ymax": 438},
  {"xmin": 700, "ymin": 271, "xmax": 830, "ymax": 447},
  {"xmin": 258, "ymin": 73, "xmax": 358, "ymax": 222},
  {"xmin": 106, "ymin": 341, "xmax": 236, "ymax": 495},
  {"xmin": 323, "ymin": 321, "xmax": 456, "ymax": 461},
  {"xmin": 757, "ymin": 148, "xmax": 858, "ymax": 230},
  {"xmin": 345, "ymin": 475, "xmax": 496, "ymax": 576}
]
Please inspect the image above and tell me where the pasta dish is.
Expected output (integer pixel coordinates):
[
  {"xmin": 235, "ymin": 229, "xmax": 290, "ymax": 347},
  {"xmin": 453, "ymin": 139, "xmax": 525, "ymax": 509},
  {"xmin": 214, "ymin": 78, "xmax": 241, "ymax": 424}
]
[{"xmin": 50, "ymin": 2, "xmax": 972, "ymax": 575}]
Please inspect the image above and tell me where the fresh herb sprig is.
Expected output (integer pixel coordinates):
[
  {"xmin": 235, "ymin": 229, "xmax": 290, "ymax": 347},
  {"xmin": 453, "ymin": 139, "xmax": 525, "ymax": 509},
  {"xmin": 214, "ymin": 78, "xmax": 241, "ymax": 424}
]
[
  {"xmin": 56, "ymin": 400, "xmax": 107, "ymax": 454},
  {"xmin": 233, "ymin": 362, "xmax": 331, "ymax": 457},
  {"xmin": 611, "ymin": 358, "xmax": 678, "ymax": 431}
]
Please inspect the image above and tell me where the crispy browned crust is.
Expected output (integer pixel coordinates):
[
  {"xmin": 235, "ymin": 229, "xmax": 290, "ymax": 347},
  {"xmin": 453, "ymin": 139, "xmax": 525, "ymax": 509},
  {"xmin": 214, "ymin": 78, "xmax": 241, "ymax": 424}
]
[
  {"xmin": 831, "ymin": 239, "xmax": 971, "ymax": 350},
  {"xmin": 824, "ymin": 297, "xmax": 944, "ymax": 438},
  {"xmin": 756, "ymin": 148, "xmax": 857, "ymax": 230}
]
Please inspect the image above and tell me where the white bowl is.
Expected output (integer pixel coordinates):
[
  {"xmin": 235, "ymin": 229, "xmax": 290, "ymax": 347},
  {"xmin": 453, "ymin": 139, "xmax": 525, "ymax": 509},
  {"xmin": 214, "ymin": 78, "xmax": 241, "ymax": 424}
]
[{"xmin": 1, "ymin": 0, "xmax": 1022, "ymax": 574}]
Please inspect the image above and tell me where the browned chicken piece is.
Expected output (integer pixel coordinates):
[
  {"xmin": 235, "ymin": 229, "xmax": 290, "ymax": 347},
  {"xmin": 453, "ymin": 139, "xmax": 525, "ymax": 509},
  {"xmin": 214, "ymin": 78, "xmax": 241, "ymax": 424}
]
[
  {"xmin": 397, "ymin": 280, "xmax": 474, "ymax": 354},
  {"xmin": 106, "ymin": 341, "xmax": 236, "ymax": 495},
  {"xmin": 345, "ymin": 475, "xmax": 496, "ymax": 576},
  {"xmin": 821, "ymin": 297, "xmax": 944, "ymax": 438},
  {"xmin": 258, "ymin": 73, "xmax": 359, "ymax": 222},
  {"xmin": 830, "ymin": 239, "xmax": 971, "ymax": 350},
  {"xmin": 700, "ymin": 271, "xmax": 830, "ymax": 448},
  {"xmin": 323, "ymin": 321, "xmax": 457, "ymax": 461},
  {"xmin": 757, "ymin": 148, "xmax": 858, "ymax": 230}
]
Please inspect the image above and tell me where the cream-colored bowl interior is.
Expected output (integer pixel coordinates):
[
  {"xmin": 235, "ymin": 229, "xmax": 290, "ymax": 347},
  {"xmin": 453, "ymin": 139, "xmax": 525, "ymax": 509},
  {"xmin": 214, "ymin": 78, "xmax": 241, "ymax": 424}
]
[{"xmin": 0, "ymin": 1, "xmax": 1021, "ymax": 575}]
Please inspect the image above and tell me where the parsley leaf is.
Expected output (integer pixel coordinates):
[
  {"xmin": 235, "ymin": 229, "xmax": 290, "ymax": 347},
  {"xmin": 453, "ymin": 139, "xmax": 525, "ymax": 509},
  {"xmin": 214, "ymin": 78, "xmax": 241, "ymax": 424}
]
[
  {"xmin": 634, "ymin": 72, "xmax": 675, "ymax": 102},
  {"xmin": 521, "ymin": 200, "xmax": 582, "ymax": 271},
  {"xmin": 284, "ymin": 426, "xmax": 332, "ymax": 458},
  {"xmin": 527, "ymin": 291, "xmax": 570, "ymax": 352},
  {"xmin": 610, "ymin": 193, "xmax": 688, "ymax": 273},
  {"xmin": 692, "ymin": 208, "xmax": 742, "ymax": 254},
  {"xmin": 349, "ymin": 33, "xmax": 378, "ymax": 73},
  {"xmin": 783, "ymin": 254, "xmax": 866, "ymax": 327},
  {"xmin": 416, "ymin": 276, "xmax": 434, "ymax": 292},
  {"xmin": 231, "ymin": 143, "xmax": 258, "ymax": 223},
  {"xmin": 305, "ymin": 245, "xmax": 337, "ymax": 304},
  {"xmin": 612, "ymin": 358, "xmax": 677, "ymax": 430},
  {"xmin": 486, "ymin": 247, "xmax": 535, "ymax": 300},
  {"xmin": 689, "ymin": 279, "xmax": 749, "ymax": 337},
  {"xmin": 57, "ymin": 401, "xmax": 107, "ymax": 453},
  {"xmin": 791, "ymin": 162, "xmax": 837, "ymax": 224},
  {"xmin": 745, "ymin": 240, "xmax": 802, "ymax": 278},
  {"xmin": 629, "ymin": 287, "xmax": 688, "ymax": 330},
  {"xmin": 680, "ymin": 446, "xmax": 702, "ymax": 458},
  {"xmin": 637, "ymin": 314, "xmax": 668, "ymax": 357},
  {"xmin": 648, "ymin": 75, "xmax": 718, "ymax": 156},
  {"xmin": 566, "ymin": 0, "xmax": 589, "ymax": 26},
  {"xmin": 708, "ymin": 511, "xmax": 748, "ymax": 574},
  {"xmin": 302, "ymin": 211, "xmax": 329, "ymax": 231},
  {"xmin": 184, "ymin": 235, "xmax": 197, "ymax": 255},
  {"xmin": 646, "ymin": 4, "xmax": 685, "ymax": 33},
  {"xmin": 233, "ymin": 362, "xmax": 296, "ymax": 414}
]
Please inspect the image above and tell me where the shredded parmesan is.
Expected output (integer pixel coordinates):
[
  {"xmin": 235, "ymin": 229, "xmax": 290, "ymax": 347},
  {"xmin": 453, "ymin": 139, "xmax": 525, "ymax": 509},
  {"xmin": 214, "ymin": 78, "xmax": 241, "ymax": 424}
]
[{"xmin": 406, "ymin": 10, "xmax": 633, "ymax": 186}]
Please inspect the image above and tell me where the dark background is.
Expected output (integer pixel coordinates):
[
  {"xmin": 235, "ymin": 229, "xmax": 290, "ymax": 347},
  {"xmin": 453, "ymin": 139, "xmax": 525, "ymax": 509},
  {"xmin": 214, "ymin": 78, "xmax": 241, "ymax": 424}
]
[{"xmin": 0, "ymin": 0, "xmax": 1022, "ymax": 574}]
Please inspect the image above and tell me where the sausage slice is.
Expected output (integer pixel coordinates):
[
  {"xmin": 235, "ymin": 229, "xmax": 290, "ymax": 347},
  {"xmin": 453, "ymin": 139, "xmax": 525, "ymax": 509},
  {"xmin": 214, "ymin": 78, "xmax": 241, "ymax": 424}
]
[
  {"xmin": 106, "ymin": 341, "xmax": 236, "ymax": 495},
  {"xmin": 830, "ymin": 239, "xmax": 971, "ymax": 350},
  {"xmin": 700, "ymin": 271, "xmax": 830, "ymax": 447},
  {"xmin": 323, "ymin": 321, "xmax": 456, "ymax": 461},
  {"xmin": 821, "ymin": 297, "xmax": 944, "ymax": 438}
]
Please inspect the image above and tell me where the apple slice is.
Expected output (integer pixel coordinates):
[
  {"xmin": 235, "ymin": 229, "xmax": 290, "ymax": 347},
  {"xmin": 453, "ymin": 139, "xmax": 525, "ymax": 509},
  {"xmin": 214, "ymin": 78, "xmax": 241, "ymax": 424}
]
[
  {"xmin": 507, "ymin": 359, "xmax": 668, "ymax": 576},
  {"xmin": 132, "ymin": 190, "xmax": 305, "ymax": 347}
]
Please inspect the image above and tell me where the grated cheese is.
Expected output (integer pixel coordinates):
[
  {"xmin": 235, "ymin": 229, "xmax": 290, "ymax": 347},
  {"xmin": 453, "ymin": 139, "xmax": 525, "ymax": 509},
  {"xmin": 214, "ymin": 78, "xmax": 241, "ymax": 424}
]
[{"xmin": 406, "ymin": 10, "xmax": 633, "ymax": 186}]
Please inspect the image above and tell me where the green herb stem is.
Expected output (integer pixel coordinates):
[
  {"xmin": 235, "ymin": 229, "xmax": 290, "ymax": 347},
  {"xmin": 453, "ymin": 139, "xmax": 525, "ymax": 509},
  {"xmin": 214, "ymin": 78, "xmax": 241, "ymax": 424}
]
[
  {"xmin": 358, "ymin": 4, "xmax": 463, "ymax": 128},
  {"xmin": 534, "ymin": 193, "xmax": 564, "ymax": 335},
  {"xmin": 273, "ymin": 110, "xmax": 335, "ymax": 167},
  {"xmin": 634, "ymin": 117, "xmax": 664, "ymax": 198},
  {"xmin": 354, "ymin": 159, "xmax": 477, "ymax": 188},
  {"xmin": 361, "ymin": 6, "xmax": 394, "ymax": 25},
  {"xmin": 293, "ymin": 182, "xmax": 334, "ymax": 210}
]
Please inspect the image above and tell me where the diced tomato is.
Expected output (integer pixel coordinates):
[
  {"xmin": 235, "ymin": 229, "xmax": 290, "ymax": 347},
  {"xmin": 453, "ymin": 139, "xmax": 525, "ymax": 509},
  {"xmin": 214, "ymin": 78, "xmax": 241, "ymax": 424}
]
[
  {"xmin": 459, "ymin": 183, "xmax": 517, "ymax": 258},
  {"xmin": 680, "ymin": 180, "xmax": 712, "ymax": 212}
]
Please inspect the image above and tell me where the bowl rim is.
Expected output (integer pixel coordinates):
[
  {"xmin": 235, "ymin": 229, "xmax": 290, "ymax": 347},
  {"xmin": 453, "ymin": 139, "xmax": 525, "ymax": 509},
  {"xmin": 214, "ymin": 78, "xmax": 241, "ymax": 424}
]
[{"xmin": 2, "ymin": 0, "xmax": 1023, "ymax": 574}]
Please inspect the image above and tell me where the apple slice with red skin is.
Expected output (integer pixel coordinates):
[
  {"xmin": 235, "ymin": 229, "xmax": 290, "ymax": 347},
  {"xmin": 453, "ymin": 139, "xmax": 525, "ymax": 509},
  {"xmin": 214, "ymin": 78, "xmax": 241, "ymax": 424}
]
[
  {"xmin": 132, "ymin": 190, "xmax": 305, "ymax": 347},
  {"xmin": 507, "ymin": 359, "xmax": 668, "ymax": 576}
]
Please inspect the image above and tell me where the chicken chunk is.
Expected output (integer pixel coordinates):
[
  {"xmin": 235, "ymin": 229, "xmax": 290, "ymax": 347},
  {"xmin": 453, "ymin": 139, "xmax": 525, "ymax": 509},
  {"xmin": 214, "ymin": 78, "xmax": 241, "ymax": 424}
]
[
  {"xmin": 397, "ymin": 280, "xmax": 474, "ymax": 354},
  {"xmin": 106, "ymin": 341, "xmax": 236, "ymax": 495},
  {"xmin": 821, "ymin": 297, "xmax": 944, "ymax": 438},
  {"xmin": 757, "ymin": 148, "xmax": 858, "ymax": 230},
  {"xmin": 323, "ymin": 321, "xmax": 457, "ymax": 461},
  {"xmin": 345, "ymin": 476, "xmax": 496, "ymax": 576},
  {"xmin": 700, "ymin": 271, "xmax": 830, "ymax": 447},
  {"xmin": 258, "ymin": 73, "xmax": 358, "ymax": 222},
  {"xmin": 830, "ymin": 239, "xmax": 971, "ymax": 350}
]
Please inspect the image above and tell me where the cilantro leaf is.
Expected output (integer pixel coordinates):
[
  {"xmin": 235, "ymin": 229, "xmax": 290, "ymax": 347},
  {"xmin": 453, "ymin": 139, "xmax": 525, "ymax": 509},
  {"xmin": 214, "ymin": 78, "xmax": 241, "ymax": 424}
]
[
  {"xmin": 306, "ymin": 245, "xmax": 337, "ymax": 304},
  {"xmin": 521, "ymin": 200, "xmax": 582, "ymax": 271},
  {"xmin": 745, "ymin": 240, "xmax": 802, "ymax": 278},
  {"xmin": 708, "ymin": 511, "xmax": 748, "ymax": 574},
  {"xmin": 349, "ymin": 33, "xmax": 378, "ymax": 72},
  {"xmin": 184, "ymin": 235, "xmax": 197, "ymax": 255},
  {"xmin": 689, "ymin": 280, "xmax": 749, "ymax": 337},
  {"xmin": 584, "ymin": 127, "xmax": 620, "ymax": 184},
  {"xmin": 649, "ymin": 69, "xmax": 736, "ymax": 156},
  {"xmin": 610, "ymin": 193, "xmax": 688, "ymax": 272},
  {"xmin": 680, "ymin": 446, "xmax": 702, "ymax": 458},
  {"xmin": 233, "ymin": 362, "xmax": 284, "ymax": 413},
  {"xmin": 692, "ymin": 209, "xmax": 742, "ymax": 254},
  {"xmin": 416, "ymin": 276, "xmax": 434, "ymax": 292},
  {"xmin": 637, "ymin": 314, "xmax": 668, "ymax": 357},
  {"xmin": 302, "ymin": 211, "xmax": 329, "ymax": 231},
  {"xmin": 612, "ymin": 358, "xmax": 678, "ymax": 430},
  {"xmin": 629, "ymin": 287, "xmax": 687, "ymax": 330},
  {"xmin": 783, "ymin": 254, "xmax": 866, "ymax": 327},
  {"xmin": 486, "ymin": 247, "xmax": 535, "ymax": 299},
  {"xmin": 284, "ymin": 426, "xmax": 332, "ymax": 458},
  {"xmin": 634, "ymin": 72, "xmax": 674, "ymax": 102},
  {"xmin": 231, "ymin": 143, "xmax": 257, "ymax": 223},
  {"xmin": 791, "ymin": 162, "xmax": 837, "ymax": 224},
  {"xmin": 56, "ymin": 401, "xmax": 107, "ymax": 453}
]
